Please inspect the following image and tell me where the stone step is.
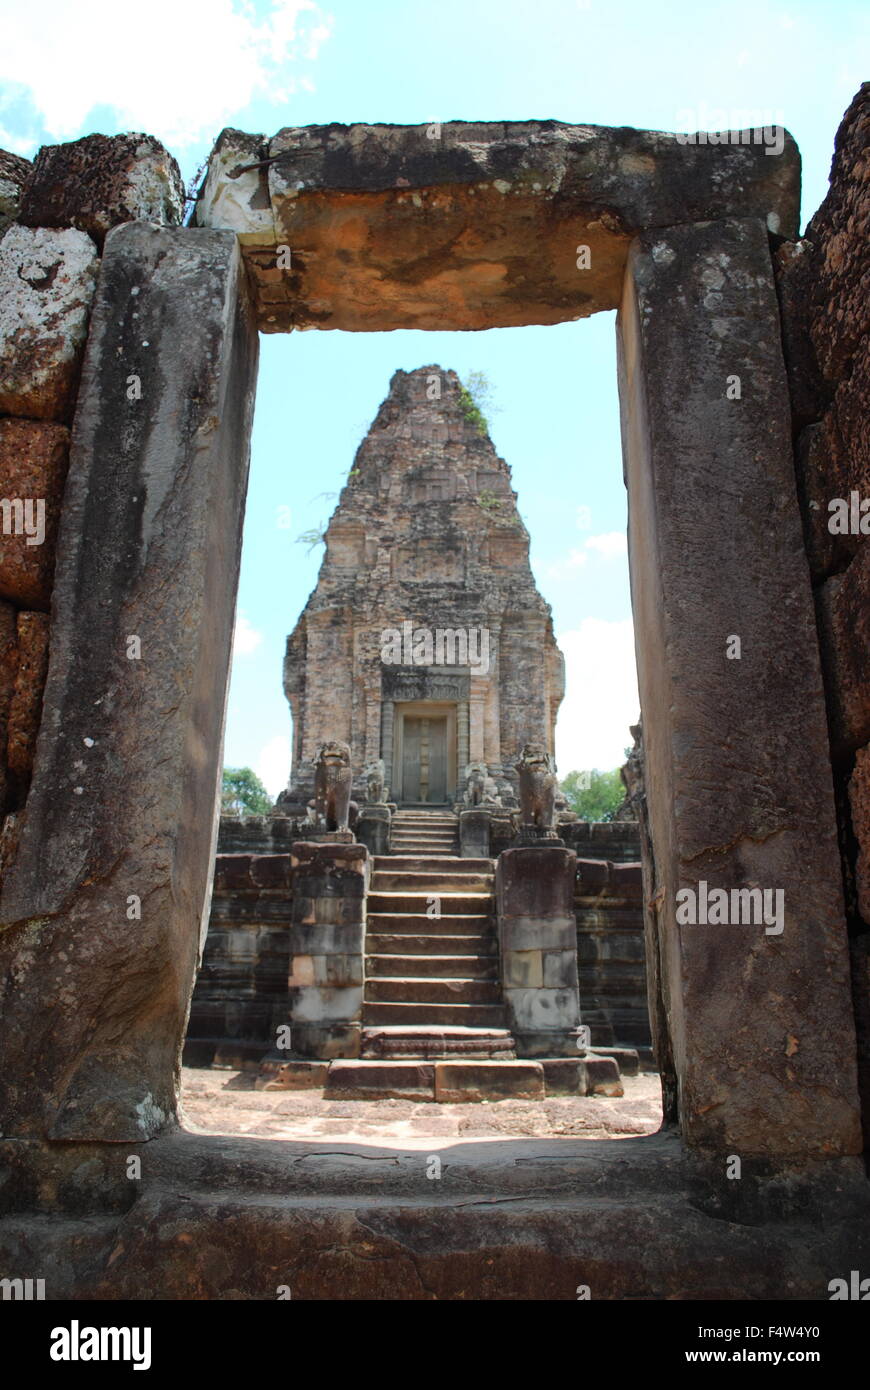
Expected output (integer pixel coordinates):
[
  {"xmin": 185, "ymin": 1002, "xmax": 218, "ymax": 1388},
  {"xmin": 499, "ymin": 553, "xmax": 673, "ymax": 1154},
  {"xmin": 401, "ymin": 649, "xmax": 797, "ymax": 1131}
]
[
  {"xmin": 363, "ymin": 1001, "xmax": 507, "ymax": 1027},
  {"xmin": 361, "ymin": 1024, "xmax": 516, "ymax": 1060},
  {"xmin": 368, "ymin": 891, "xmax": 492, "ymax": 915},
  {"xmin": 323, "ymin": 1058, "xmax": 546, "ymax": 1102},
  {"xmin": 367, "ymin": 912, "xmax": 494, "ymax": 934},
  {"xmin": 390, "ymin": 838, "xmax": 458, "ymax": 849},
  {"xmin": 371, "ymin": 870, "xmax": 493, "ymax": 892},
  {"xmin": 367, "ymin": 933, "xmax": 497, "ymax": 957},
  {"xmin": 366, "ymin": 952, "xmax": 496, "ymax": 979},
  {"xmin": 375, "ymin": 856, "xmax": 492, "ymax": 872},
  {"xmin": 365, "ymin": 976, "xmax": 501, "ymax": 1004}
]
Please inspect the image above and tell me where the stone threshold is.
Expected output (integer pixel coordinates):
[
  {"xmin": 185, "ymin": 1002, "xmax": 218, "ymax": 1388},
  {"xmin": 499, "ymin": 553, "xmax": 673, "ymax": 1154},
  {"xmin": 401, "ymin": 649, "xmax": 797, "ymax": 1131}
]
[{"xmin": 256, "ymin": 1055, "xmax": 623, "ymax": 1100}]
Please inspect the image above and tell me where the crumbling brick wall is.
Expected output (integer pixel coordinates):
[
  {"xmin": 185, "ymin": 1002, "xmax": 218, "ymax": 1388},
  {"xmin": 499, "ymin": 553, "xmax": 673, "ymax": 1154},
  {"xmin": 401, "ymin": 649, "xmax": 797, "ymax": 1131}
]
[{"xmin": 775, "ymin": 81, "xmax": 870, "ymax": 1146}]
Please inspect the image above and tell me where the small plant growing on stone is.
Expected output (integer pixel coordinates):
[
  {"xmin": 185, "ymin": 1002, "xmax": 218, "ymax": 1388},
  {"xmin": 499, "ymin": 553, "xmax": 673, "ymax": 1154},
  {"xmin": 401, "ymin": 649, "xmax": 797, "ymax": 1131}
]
[
  {"xmin": 296, "ymin": 525, "xmax": 327, "ymax": 553},
  {"xmin": 477, "ymin": 489, "xmax": 501, "ymax": 512},
  {"xmin": 458, "ymin": 369, "xmax": 498, "ymax": 436}
]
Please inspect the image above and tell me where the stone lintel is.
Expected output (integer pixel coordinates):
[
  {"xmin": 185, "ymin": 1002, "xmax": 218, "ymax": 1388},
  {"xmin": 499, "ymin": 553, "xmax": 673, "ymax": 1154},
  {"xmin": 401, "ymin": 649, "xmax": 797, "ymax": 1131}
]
[{"xmin": 195, "ymin": 121, "xmax": 800, "ymax": 332}]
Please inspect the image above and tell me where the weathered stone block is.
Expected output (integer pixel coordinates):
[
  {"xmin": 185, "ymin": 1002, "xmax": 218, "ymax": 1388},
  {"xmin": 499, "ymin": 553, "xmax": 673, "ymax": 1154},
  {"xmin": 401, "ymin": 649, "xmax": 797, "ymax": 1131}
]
[
  {"xmin": 356, "ymin": 805, "xmax": 390, "ymax": 856},
  {"xmin": 434, "ymin": 1060, "xmax": 544, "ymax": 1102},
  {"xmin": 804, "ymin": 84, "xmax": 870, "ymax": 383},
  {"xmin": 287, "ymin": 985, "xmax": 363, "ymax": 1025},
  {"xmin": 503, "ymin": 949, "xmax": 542, "ymax": 988},
  {"xmin": 6, "ymin": 611, "xmax": 49, "ymax": 798},
  {"xmin": 199, "ymin": 120, "xmax": 799, "ymax": 332},
  {"xmin": 0, "ymin": 420, "xmax": 70, "ymax": 610},
  {"xmin": 0, "ymin": 225, "xmax": 98, "ymax": 421},
  {"xmin": 504, "ymin": 987, "xmax": 580, "ymax": 1033},
  {"xmin": 325, "ymin": 1060, "xmax": 435, "ymax": 1101},
  {"xmin": 0, "ymin": 600, "xmax": 16, "ymax": 810},
  {"xmin": 497, "ymin": 847, "xmax": 576, "ymax": 918},
  {"xmin": 849, "ymin": 745, "xmax": 870, "ymax": 926},
  {"xmin": 0, "ymin": 148, "xmax": 31, "ymax": 234},
  {"xmin": 618, "ymin": 214, "xmax": 861, "ymax": 1156},
  {"xmin": 290, "ymin": 1022, "xmax": 360, "ymax": 1060},
  {"xmin": 19, "ymin": 133, "xmax": 184, "ymax": 249},
  {"xmin": 288, "ymin": 920, "xmax": 364, "ymax": 956},
  {"xmin": 496, "ymin": 913, "xmax": 576, "ymax": 952},
  {"xmin": 816, "ymin": 545, "xmax": 870, "ymax": 753},
  {"xmin": 0, "ymin": 224, "xmax": 259, "ymax": 1142},
  {"xmin": 542, "ymin": 949, "xmax": 578, "ymax": 989},
  {"xmin": 255, "ymin": 1058, "xmax": 329, "ymax": 1090},
  {"xmin": 541, "ymin": 1058, "xmax": 586, "ymax": 1095},
  {"xmin": 585, "ymin": 1056, "xmax": 623, "ymax": 1096},
  {"xmin": 460, "ymin": 809, "xmax": 491, "ymax": 858}
]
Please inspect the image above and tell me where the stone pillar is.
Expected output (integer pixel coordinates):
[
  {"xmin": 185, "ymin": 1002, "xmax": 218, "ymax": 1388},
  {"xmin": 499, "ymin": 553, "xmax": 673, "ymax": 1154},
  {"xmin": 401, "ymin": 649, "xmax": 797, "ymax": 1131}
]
[
  {"xmin": 469, "ymin": 677, "xmax": 487, "ymax": 762},
  {"xmin": 381, "ymin": 697, "xmax": 394, "ymax": 798},
  {"xmin": 0, "ymin": 224, "xmax": 259, "ymax": 1141},
  {"xmin": 287, "ymin": 842, "xmax": 368, "ymax": 1059},
  {"xmin": 617, "ymin": 216, "xmax": 862, "ymax": 1158},
  {"xmin": 496, "ymin": 847, "xmax": 582, "ymax": 1057},
  {"xmin": 457, "ymin": 699, "xmax": 469, "ymax": 782},
  {"xmin": 460, "ymin": 808, "xmax": 491, "ymax": 859},
  {"xmin": 357, "ymin": 805, "xmax": 391, "ymax": 856},
  {"xmin": 363, "ymin": 680, "xmax": 381, "ymax": 765}
]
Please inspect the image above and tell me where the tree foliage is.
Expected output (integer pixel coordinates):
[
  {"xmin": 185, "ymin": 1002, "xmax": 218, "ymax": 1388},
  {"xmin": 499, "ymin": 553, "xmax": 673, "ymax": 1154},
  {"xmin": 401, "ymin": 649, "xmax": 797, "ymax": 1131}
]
[
  {"xmin": 458, "ymin": 369, "xmax": 498, "ymax": 435},
  {"xmin": 560, "ymin": 766, "xmax": 625, "ymax": 822},
  {"xmin": 222, "ymin": 766, "xmax": 272, "ymax": 815}
]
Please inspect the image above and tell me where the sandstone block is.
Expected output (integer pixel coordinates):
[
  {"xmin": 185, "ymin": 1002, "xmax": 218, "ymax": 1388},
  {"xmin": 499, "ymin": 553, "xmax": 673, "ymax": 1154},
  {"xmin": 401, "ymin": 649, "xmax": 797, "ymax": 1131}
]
[
  {"xmin": 0, "ymin": 225, "xmax": 260, "ymax": 1142},
  {"xmin": 19, "ymin": 133, "xmax": 184, "ymax": 249},
  {"xmin": 540, "ymin": 1058, "xmax": 586, "ymax": 1095},
  {"xmin": 619, "ymin": 215, "xmax": 860, "ymax": 1155},
  {"xmin": 0, "ymin": 225, "xmax": 98, "ymax": 421},
  {"xmin": 0, "ymin": 600, "xmax": 16, "ymax": 810},
  {"xmin": 816, "ymin": 546, "xmax": 870, "ymax": 753},
  {"xmin": 805, "ymin": 84, "xmax": 870, "ymax": 382},
  {"xmin": 849, "ymin": 745, "xmax": 870, "ymax": 927},
  {"xmin": 503, "ymin": 949, "xmax": 542, "ymax": 988},
  {"xmin": 542, "ymin": 949, "xmax": 578, "ymax": 989},
  {"xmin": 6, "ymin": 611, "xmax": 49, "ymax": 800},
  {"xmin": 585, "ymin": 1055, "xmax": 623, "ymax": 1096},
  {"xmin": 0, "ymin": 148, "xmax": 31, "ymax": 234},
  {"xmin": 287, "ymin": 984, "xmax": 363, "ymax": 1025},
  {"xmin": 325, "ymin": 1060, "xmax": 434, "ymax": 1101},
  {"xmin": 0, "ymin": 419, "xmax": 70, "ymax": 609},
  {"xmin": 434, "ymin": 1060, "xmax": 544, "ymax": 1102},
  {"xmin": 255, "ymin": 1058, "xmax": 329, "ymax": 1091}
]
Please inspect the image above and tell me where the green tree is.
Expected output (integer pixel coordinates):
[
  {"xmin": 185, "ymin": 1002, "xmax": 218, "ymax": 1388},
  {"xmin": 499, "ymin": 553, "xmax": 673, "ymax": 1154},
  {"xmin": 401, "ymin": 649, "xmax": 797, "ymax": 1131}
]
[
  {"xmin": 560, "ymin": 766, "xmax": 625, "ymax": 822},
  {"xmin": 222, "ymin": 766, "xmax": 272, "ymax": 815}
]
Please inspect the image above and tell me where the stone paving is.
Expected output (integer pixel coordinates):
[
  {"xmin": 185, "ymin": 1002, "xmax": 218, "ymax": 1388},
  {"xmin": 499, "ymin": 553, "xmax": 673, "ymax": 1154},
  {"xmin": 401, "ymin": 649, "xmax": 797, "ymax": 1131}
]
[{"xmin": 181, "ymin": 1065, "xmax": 663, "ymax": 1146}]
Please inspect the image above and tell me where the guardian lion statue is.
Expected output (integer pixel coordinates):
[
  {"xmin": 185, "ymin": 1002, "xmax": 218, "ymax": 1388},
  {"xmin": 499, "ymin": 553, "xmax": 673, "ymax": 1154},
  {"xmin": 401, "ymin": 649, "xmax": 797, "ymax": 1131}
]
[
  {"xmin": 313, "ymin": 740, "xmax": 353, "ymax": 831},
  {"xmin": 463, "ymin": 762, "xmax": 501, "ymax": 807},
  {"xmin": 515, "ymin": 743, "xmax": 558, "ymax": 829},
  {"xmin": 363, "ymin": 757, "xmax": 386, "ymax": 805}
]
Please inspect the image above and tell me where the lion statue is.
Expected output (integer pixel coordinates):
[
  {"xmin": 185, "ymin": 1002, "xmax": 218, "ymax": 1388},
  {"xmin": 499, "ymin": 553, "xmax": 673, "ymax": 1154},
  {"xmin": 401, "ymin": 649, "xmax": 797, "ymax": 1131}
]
[
  {"xmin": 515, "ymin": 743, "xmax": 558, "ymax": 830},
  {"xmin": 313, "ymin": 740, "xmax": 353, "ymax": 831},
  {"xmin": 363, "ymin": 757, "xmax": 387, "ymax": 805},
  {"xmin": 463, "ymin": 762, "xmax": 501, "ymax": 807}
]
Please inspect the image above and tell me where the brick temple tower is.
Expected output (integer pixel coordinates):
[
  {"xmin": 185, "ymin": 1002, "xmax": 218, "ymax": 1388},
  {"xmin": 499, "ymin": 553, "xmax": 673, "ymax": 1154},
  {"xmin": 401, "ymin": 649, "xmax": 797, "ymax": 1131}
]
[{"xmin": 281, "ymin": 366, "xmax": 564, "ymax": 807}]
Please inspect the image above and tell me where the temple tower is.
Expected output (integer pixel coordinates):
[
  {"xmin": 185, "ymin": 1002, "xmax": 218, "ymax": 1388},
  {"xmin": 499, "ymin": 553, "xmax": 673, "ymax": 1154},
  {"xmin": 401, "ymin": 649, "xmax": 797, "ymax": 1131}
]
[{"xmin": 281, "ymin": 366, "xmax": 564, "ymax": 808}]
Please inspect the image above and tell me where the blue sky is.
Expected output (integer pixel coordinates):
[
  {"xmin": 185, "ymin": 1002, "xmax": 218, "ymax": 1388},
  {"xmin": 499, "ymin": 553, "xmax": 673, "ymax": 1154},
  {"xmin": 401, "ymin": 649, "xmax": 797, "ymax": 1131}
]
[{"xmin": 1, "ymin": 0, "xmax": 866, "ymax": 794}]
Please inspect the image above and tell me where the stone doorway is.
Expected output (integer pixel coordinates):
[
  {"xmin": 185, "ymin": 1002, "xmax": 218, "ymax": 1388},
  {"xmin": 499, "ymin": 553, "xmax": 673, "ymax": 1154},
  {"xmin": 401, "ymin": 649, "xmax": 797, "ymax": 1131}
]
[{"xmin": 394, "ymin": 701, "xmax": 457, "ymax": 804}]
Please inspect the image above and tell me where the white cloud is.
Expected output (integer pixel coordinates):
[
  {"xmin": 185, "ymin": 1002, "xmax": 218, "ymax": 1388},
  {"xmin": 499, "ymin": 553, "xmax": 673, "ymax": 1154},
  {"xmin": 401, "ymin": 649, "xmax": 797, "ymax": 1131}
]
[
  {"xmin": 233, "ymin": 611, "xmax": 263, "ymax": 656},
  {"xmin": 555, "ymin": 618, "xmax": 639, "ymax": 775},
  {"xmin": 584, "ymin": 531, "xmax": 627, "ymax": 557},
  {"xmin": 256, "ymin": 734, "xmax": 290, "ymax": 799},
  {"xmin": 0, "ymin": 0, "xmax": 333, "ymax": 151}
]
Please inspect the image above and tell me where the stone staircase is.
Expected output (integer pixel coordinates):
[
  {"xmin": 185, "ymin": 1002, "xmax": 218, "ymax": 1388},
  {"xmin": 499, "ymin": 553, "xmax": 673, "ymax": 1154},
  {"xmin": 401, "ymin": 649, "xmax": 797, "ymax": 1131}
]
[
  {"xmin": 361, "ymin": 830, "xmax": 516, "ymax": 1060},
  {"xmin": 388, "ymin": 808, "xmax": 458, "ymax": 857}
]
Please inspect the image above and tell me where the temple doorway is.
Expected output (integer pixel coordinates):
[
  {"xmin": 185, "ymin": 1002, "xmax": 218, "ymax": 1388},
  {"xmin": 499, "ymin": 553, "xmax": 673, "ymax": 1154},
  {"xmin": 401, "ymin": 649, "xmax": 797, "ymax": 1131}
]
[{"xmin": 393, "ymin": 701, "xmax": 457, "ymax": 804}]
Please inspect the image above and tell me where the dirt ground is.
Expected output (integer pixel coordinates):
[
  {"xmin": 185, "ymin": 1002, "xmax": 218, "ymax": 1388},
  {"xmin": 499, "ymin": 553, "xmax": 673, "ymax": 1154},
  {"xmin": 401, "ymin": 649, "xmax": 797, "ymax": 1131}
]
[{"xmin": 181, "ymin": 1065, "xmax": 663, "ymax": 1146}]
